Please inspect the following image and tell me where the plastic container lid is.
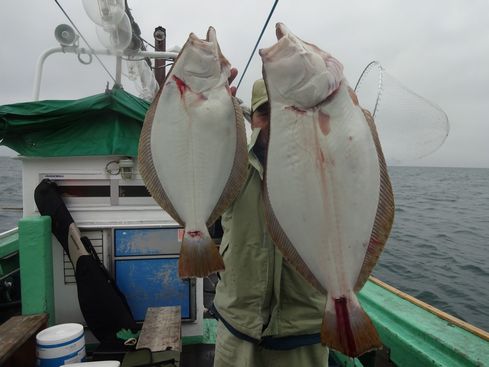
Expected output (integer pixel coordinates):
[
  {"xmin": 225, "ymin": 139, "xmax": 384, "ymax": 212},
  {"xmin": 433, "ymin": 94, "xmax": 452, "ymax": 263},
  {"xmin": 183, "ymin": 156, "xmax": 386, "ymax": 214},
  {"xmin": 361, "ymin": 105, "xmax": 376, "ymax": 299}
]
[
  {"xmin": 62, "ymin": 362, "xmax": 120, "ymax": 366},
  {"xmin": 36, "ymin": 323, "xmax": 84, "ymax": 346},
  {"xmin": 62, "ymin": 361, "xmax": 120, "ymax": 366}
]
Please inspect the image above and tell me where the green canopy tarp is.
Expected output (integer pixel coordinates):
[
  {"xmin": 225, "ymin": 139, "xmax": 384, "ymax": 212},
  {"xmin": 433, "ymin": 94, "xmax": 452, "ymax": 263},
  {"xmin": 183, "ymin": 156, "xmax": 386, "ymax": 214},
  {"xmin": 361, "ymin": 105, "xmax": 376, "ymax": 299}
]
[{"xmin": 0, "ymin": 88, "xmax": 150, "ymax": 157}]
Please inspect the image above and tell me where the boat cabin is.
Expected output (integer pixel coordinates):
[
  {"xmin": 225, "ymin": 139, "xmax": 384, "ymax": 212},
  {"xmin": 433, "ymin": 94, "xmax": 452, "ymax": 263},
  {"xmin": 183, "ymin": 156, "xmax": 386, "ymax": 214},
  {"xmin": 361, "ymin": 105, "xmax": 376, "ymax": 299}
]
[{"xmin": 0, "ymin": 88, "xmax": 207, "ymax": 345}]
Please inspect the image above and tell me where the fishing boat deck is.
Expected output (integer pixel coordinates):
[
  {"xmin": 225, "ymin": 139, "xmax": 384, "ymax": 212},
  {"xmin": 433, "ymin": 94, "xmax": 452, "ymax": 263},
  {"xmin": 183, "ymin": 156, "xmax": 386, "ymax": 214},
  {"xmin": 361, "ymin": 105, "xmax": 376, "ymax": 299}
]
[{"xmin": 2, "ymin": 224, "xmax": 489, "ymax": 366}]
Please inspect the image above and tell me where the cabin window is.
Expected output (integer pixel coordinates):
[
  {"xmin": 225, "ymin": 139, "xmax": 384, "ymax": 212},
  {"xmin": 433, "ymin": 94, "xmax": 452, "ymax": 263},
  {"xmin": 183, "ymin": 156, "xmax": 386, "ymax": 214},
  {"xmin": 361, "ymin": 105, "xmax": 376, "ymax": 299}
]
[{"xmin": 59, "ymin": 185, "xmax": 110, "ymax": 197}]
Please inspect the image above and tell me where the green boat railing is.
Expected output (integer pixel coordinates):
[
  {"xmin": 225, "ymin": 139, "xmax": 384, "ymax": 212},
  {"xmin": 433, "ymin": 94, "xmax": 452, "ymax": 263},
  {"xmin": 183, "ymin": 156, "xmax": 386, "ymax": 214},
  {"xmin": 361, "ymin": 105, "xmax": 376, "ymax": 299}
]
[
  {"xmin": 1, "ymin": 216, "xmax": 489, "ymax": 366},
  {"xmin": 0, "ymin": 216, "xmax": 55, "ymax": 325}
]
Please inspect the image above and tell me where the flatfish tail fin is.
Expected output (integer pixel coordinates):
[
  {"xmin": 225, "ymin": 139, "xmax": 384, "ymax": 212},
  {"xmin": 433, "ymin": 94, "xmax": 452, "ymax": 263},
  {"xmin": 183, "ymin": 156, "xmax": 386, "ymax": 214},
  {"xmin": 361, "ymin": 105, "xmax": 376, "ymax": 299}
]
[
  {"xmin": 354, "ymin": 108, "xmax": 395, "ymax": 291},
  {"xmin": 178, "ymin": 227, "xmax": 225, "ymax": 278},
  {"xmin": 321, "ymin": 294, "xmax": 382, "ymax": 357}
]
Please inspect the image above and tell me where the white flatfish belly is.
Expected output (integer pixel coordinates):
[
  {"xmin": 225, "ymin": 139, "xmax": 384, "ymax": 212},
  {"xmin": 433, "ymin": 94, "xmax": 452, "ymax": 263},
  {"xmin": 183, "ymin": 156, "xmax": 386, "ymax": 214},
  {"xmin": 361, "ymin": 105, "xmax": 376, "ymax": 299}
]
[
  {"xmin": 260, "ymin": 22, "xmax": 394, "ymax": 357},
  {"xmin": 138, "ymin": 27, "xmax": 247, "ymax": 278}
]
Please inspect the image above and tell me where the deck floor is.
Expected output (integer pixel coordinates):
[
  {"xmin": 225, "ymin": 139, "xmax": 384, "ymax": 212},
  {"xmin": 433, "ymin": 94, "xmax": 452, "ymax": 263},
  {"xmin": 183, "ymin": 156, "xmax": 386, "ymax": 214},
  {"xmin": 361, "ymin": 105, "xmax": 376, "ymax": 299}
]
[{"xmin": 181, "ymin": 344, "xmax": 215, "ymax": 367}]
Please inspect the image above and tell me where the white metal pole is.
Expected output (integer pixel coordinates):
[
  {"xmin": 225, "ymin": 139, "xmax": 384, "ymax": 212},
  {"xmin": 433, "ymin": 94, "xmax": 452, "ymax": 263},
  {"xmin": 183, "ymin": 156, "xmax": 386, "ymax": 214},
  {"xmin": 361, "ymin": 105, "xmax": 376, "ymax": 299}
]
[
  {"xmin": 33, "ymin": 47, "xmax": 65, "ymax": 101},
  {"xmin": 32, "ymin": 47, "xmax": 178, "ymax": 101}
]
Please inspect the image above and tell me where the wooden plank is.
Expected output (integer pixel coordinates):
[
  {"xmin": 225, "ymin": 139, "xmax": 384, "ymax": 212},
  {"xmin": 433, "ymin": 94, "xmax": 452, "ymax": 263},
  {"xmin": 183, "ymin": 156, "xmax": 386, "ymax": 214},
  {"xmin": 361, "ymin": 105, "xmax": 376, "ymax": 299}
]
[
  {"xmin": 369, "ymin": 276, "xmax": 489, "ymax": 341},
  {"xmin": 137, "ymin": 306, "xmax": 181, "ymax": 352},
  {"xmin": 0, "ymin": 313, "xmax": 48, "ymax": 365}
]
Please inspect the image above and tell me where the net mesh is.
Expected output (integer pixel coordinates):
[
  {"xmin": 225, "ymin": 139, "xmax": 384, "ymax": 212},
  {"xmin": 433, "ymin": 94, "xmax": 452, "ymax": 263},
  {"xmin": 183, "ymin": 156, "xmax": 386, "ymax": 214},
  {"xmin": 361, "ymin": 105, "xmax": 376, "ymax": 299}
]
[{"xmin": 354, "ymin": 61, "xmax": 449, "ymax": 163}]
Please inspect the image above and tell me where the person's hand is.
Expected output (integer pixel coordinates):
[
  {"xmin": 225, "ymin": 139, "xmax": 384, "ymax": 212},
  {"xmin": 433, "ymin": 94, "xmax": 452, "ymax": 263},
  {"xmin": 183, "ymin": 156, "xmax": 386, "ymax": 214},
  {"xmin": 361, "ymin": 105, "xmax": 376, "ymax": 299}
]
[{"xmin": 228, "ymin": 67, "xmax": 238, "ymax": 96}]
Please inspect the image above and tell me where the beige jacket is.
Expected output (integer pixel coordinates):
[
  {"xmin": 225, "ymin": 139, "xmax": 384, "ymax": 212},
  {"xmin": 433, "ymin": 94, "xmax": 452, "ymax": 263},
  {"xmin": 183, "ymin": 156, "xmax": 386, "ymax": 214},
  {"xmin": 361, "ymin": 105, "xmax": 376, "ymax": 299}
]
[{"xmin": 213, "ymin": 129, "xmax": 327, "ymax": 343}]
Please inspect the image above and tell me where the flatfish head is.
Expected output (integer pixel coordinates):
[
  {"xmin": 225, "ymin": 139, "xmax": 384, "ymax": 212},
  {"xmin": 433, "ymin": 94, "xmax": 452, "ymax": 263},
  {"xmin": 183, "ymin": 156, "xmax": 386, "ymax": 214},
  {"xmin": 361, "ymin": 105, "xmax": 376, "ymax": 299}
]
[
  {"xmin": 138, "ymin": 27, "xmax": 247, "ymax": 278},
  {"xmin": 260, "ymin": 22, "xmax": 343, "ymax": 109},
  {"xmin": 259, "ymin": 23, "xmax": 394, "ymax": 357}
]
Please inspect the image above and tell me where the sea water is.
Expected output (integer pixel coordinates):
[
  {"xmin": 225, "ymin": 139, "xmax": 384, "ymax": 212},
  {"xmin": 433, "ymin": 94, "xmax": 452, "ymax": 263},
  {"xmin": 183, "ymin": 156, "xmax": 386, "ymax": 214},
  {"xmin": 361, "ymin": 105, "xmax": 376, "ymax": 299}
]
[
  {"xmin": 0, "ymin": 157, "xmax": 488, "ymax": 331},
  {"xmin": 372, "ymin": 165, "xmax": 489, "ymax": 332},
  {"xmin": 0, "ymin": 157, "xmax": 22, "ymax": 232}
]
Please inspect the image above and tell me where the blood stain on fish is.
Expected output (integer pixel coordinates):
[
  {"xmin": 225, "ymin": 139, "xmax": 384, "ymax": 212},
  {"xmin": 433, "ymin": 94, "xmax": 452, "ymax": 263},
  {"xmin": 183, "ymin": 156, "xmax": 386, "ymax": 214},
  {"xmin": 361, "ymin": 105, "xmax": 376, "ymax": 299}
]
[
  {"xmin": 187, "ymin": 230, "xmax": 203, "ymax": 238},
  {"xmin": 314, "ymin": 146, "xmax": 326, "ymax": 166},
  {"xmin": 335, "ymin": 297, "xmax": 357, "ymax": 356},
  {"xmin": 318, "ymin": 111, "xmax": 330, "ymax": 135},
  {"xmin": 173, "ymin": 75, "xmax": 188, "ymax": 96},
  {"xmin": 285, "ymin": 105, "xmax": 307, "ymax": 115},
  {"xmin": 173, "ymin": 75, "xmax": 208, "ymax": 105}
]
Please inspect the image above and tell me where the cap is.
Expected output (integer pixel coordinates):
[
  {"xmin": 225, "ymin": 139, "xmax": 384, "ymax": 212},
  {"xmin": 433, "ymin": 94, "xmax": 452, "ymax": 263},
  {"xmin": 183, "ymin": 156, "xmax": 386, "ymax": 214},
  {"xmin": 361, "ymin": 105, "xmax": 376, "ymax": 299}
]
[{"xmin": 251, "ymin": 79, "xmax": 268, "ymax": 113}]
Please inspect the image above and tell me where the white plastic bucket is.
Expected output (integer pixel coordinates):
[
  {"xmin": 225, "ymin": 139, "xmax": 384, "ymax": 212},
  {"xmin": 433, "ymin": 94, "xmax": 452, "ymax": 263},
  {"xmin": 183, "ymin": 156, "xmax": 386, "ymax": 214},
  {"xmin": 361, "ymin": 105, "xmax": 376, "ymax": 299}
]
[{"xmin": 36, "ymin": 323, "xmax": 86, "ymax": 367}]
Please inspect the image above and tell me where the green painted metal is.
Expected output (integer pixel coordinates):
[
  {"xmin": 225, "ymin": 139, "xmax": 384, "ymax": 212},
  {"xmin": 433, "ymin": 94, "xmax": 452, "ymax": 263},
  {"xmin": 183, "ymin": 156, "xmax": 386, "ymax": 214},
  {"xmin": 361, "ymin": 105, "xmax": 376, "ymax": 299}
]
[
  {"xmin": 0, "ymin": 229, "xmax": 19, "ymax": 279},
  {"xmin": 202, "ymin": 319, "xmax": 217, "ymax": 344},
  {"xmin": 182, "ymin": 335, "xmax": 205, "ymax": 345},
  {"xmin": 0, "ymin": 252, "xmax": 19, "ymax": 280},
  {"xmin": 332, "ymin": 353, "xmax": 365, "ymax": 367},
  {"xmin": 358, "ymin": 280, "xmax": 489, "ymax": 366},
  {"xmin": 18, "ymin": 216, "xmax": 55, "ymax": 325},
  {"xmin": 181, "ymin": 319, "xmax": 217, "ymax": 345}
]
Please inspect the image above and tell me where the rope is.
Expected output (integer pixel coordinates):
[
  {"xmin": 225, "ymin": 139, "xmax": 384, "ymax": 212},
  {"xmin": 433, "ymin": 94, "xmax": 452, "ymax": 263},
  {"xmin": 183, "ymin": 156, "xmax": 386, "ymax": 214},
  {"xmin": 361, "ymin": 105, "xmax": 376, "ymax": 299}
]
[
  {"xmin": 54, "ymin": 0, "xmax": 117, "ymax": 84},
  {"xmin": 236, "ymin": 0, "xmax": 279, "ymax": 90}
]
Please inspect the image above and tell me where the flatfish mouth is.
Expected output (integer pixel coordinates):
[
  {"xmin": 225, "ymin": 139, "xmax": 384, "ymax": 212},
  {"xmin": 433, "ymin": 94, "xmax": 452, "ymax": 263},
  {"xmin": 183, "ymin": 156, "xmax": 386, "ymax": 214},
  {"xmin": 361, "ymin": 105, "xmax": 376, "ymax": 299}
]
[
  {"xmin": 259, "ymin": 23, "xmax": 394, "ymax": 357},
  {"xmin": 138, "ymin": 27, "xmax": 248, "ymax": 278}
]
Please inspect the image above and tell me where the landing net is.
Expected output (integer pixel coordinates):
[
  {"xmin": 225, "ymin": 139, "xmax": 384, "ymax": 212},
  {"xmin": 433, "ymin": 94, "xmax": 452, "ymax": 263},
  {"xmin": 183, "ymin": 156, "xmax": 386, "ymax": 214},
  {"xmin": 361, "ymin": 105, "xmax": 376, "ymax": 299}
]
[{"xmin": 354, "ymin": 61, "xmax": 449, "ymax": 163}]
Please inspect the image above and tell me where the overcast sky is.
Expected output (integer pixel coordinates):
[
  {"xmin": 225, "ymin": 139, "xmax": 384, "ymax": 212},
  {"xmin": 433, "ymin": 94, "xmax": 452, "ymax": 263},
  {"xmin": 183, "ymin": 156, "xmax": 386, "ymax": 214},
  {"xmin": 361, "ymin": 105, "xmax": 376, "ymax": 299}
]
[{"xmin": 1, "ymin": 0, "xmax": 488, "ymax": 168}]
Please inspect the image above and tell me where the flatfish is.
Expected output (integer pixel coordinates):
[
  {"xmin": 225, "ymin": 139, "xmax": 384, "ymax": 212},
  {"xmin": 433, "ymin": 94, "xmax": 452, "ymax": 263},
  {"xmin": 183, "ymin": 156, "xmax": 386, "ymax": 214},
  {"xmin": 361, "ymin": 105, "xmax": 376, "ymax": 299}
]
[
  {"xmin": 259, "ymin": 23, "xmax": 395, "ymax": 357},
  {"xmin": 138, "ymin": 27, "xmax": 247, "ymax": 278}
]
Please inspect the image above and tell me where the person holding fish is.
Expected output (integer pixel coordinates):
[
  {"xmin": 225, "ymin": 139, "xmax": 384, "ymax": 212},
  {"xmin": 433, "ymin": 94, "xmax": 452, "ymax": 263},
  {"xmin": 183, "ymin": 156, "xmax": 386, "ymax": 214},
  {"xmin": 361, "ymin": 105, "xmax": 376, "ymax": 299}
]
[
  {"xmin": 138, "ymin": 23, "xmax": 393, "ymax": 363},
  {"xmin": 212, "ymin": 77, "xmax": 329, "ymax": 367}
]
